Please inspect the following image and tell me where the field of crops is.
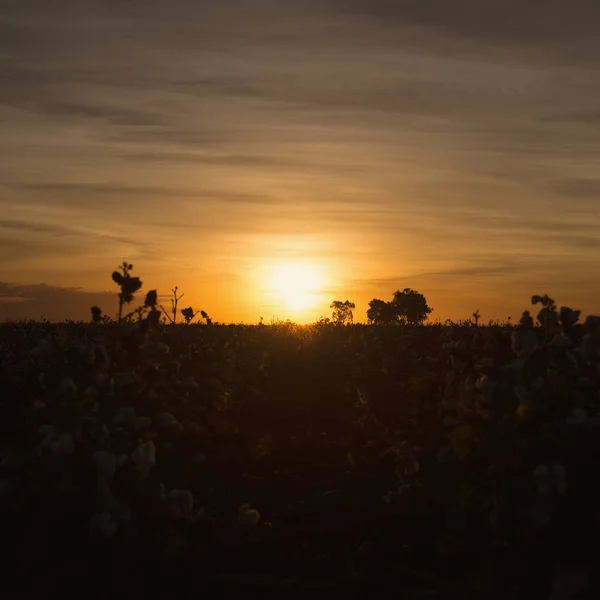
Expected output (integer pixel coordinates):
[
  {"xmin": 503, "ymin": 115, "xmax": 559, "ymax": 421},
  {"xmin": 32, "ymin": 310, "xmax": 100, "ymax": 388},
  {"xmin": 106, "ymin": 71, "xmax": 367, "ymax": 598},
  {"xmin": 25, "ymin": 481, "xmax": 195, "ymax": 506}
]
[{"xmin": 1, "ymin": 306, "xmax": 599, "ymax": 598}]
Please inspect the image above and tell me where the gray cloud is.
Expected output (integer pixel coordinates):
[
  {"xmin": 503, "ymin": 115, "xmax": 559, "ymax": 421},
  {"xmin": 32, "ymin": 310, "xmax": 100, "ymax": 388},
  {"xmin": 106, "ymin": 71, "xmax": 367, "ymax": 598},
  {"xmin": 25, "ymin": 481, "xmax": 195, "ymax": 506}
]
[
  {"xmin": 1, "ymin": 0, "xmax": 600, "ymax": 321},
  {"xmin": 549, "ymin": 178, "xmax": 600, "ymax": 199},
  {"xmin": 0, "ymin": 282, "xmax": 117, "ymax": 322}
]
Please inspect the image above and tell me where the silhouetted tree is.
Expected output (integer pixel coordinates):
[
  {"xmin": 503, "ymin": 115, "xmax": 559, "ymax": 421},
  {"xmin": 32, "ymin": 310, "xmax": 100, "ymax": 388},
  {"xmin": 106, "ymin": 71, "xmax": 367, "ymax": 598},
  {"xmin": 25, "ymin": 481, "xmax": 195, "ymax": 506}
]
[
  {"xmin": 367, "ymin": 298, "xmax": 397, "ymax": 324},
  {"xmin": 330, "ymin": 300, "xmax": 355, "ymax": 325},
  {"xmin": 391, "ymin": 288, "xmax": 432, "ymax": 325},
  {"xmin": 367, "ymin": 288, "xmax": 433, "ymax": 325}
]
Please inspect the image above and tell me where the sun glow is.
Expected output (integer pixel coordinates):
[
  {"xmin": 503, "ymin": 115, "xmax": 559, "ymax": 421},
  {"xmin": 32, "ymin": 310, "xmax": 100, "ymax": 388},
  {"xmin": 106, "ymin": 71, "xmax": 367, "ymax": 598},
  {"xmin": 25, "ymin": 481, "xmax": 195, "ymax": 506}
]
[{"xmin": 267, "ymin": 262, "xmax": 325, "ymax": 312}]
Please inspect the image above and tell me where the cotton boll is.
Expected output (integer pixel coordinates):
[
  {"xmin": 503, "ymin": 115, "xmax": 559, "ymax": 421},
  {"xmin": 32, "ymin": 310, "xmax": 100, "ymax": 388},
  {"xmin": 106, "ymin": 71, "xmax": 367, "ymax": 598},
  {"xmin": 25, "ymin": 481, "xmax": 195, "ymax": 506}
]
[
  {"xmin": 238, "ymin": 503, "xmax": 260, "ymax": 527},
  {"xmin": 167, "ymin": 490, "xmax": 194, "ymax": 519},
  {"xmin": 566, "ymin": 408, "xmax": 588, "ymax": 424},
  {"xmin": 51, "ymin": 434, "xmax": 74, "ymax": 456},
  {"xmin": 186, "ymin": 422, "xmax": 203, "ymax": 437},
  {"xmin": 37, "ymin": 424, "xmax": 55, "ymax": 452},
  {"xmin": 139, "ymin": 342, "xmax": 170, "ymax": 357},
  {"xmin": 58, "ymin": 378, "xmax": 78, "ymax": 397},
  {"xmin": 31, "ymin": 399, "xmax": 46, "ymax": 413},
  {"xmin": 533, "ymin": 464, "xmax": 553, "ymax": 502},
  {"xmin": 93, "ymin": 451, "xmax": 117, "ymax": 480},
  {"xmin": 112, "ymin": 406, "xmax": 136, "ymax": 425},
  {"xmin": 82, "ymin": 386, "xmax": 99, "ymax": 404},
  {"xmin": 113, "ymin": 372, "xmax": 139, "ymax": 389},
  {"xmin": 90, "ymin": 511, "xmax": 117, "ymax": 539},
  {"xmin": 193, "ymin": 453, "xmax": 206, "ymax": 466},
  {"xmin": 96, "ymin": 477, "xmax": 117, "ymax": 511},
  {"xmin": 550, "ymin": 334, "xmax": 572, "ymax": 349},
  {"xmin": 511, "ymin": 328, "xmax": 539, "ymax": 357},
  {"xmin": 132, "ymin": 440, "xmax": 155, "ymax": 465},
  {"xmin": 132, "ymin": 441, "xmax": 156, "ymax": 480},
  {"xmin": 553, "ymin": 463, "xmax": 567, "ymax": 496},
  {"xmin": 30, "ymin": 339, "xmax": 53, "ymax": 364},
  {"xmin": 475, "ymin": 375, "xmax": 495, "ymax": 403},
  {"xmin": 134, "ymin": 416, "xmax": 151, "ymax": 433},
  {"xmin": 580, "ymin": 332, "xmax": 600, "ymax": 362},
  {"xmin": 158, "ymin": 413, "xmax": 176, "ymax": 428}
]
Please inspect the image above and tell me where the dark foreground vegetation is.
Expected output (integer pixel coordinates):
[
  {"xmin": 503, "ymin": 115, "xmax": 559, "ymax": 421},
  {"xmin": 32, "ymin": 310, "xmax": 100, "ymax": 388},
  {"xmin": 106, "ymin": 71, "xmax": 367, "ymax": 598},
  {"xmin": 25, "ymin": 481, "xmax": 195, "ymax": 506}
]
[{"xmin": 1, "ymin": 300, "xmax": 600, "ymax": 598}]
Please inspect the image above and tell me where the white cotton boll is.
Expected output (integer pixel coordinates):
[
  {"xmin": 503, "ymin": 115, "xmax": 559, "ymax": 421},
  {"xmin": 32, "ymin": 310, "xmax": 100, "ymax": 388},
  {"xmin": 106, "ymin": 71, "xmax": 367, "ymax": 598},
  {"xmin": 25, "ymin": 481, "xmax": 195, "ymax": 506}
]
[
  {"xmin": 113, "ymin": 406, "xmax": 136, "ymax": 425},
  {"xmin": 514, "ymin": 385, "xmax": 530, "ymax": 405},
  {"xmin": 511, "ymin": 329, "xmax": 540, "ymax": 357},
  {"xmin": 51, "ymin": 434, "xmax": 74, "ymax": 456},
  {"xmin": 438, "ymin": 400, "xmax": 453, "ymax": 415},
  {"xmin": 96, "ymin": 477, "xmax": 117, "ymax": 511},
  {"xmin": 550, "ymin": 334, "xmax": 571, "ymax": 349},
  {"xmin": 32, "ymin": 399, "xmax": 46, "ymax": 413},
  {"xmin": 82, "ymin": 386, "xmax": 98, "ymax": 404},
  {"xmin": 553, "ymin": 463, "xmax": 567, "ymax": 496},
  {"xmin": 193, "ymin": 453, "xmax": 206, "ymax": 466},
  {"xmin": 37, "ymin": 424, "xmax": 55, "ymax": 450},
  {"xmin": 30, "ymin": 339, "xmax": 53, "ymax": 364},
  {"xmin": 134, "ymin": 416, "xmax": 151, "ymax": 433},
  {"xmin": 90, "ymin": 511, "xmax": 117, "ymax": 539},
  {"xmin": 0, "ymin": 479, "xmax": 17, "ymax": 499},
  {"xmin": 58, "ymin": 378, "xmax": 78, "ymax": 397},
  {"xmin": 167, "ymin": 490, "xmax": 194, "ymax": 519},
  {"xmin": 94, "ymin": 372, "xmax": 110, "ymax": 388},
  {"xmin": 93, "ymin": 451, "xmax": 117, "ymax": 480},
  {"xmin": 476, "ymin": 376, "xmax": 495, "ymax": 403},
  {"xmin": 238, "ymin": 503, "xmax": 260, "ymax": 527},
  {"xmin": 397, "ymin": 484, "xmax": 411, "ymax": 497},
  {"xmin": 158, "ymin": 413, "xmax": 176, "ymax": 428},
  {"xmin": 533, "ymin": 464, "xmax": 550, "ymax": 479},
  {"xmin": 479, "ymin": 357, "xmax": 495, "ymax": 368},
  {"xmin": 132, "ymin": 441, "xmax": 156, "ymax": 479},
  {"xmin": 580, "ymin": 332, "xmax": 600, "ymax": 362},
  {"xmin": 113, "ymin": 372, "xmax": 139, "ymax": 389},
  {"xmin": 132, "ymin": 441, "xmax": 156, "ymax": 466},
  {"xmin": 139, "ymin": 342, "xmax": 170, "ymax": 357},
  {"xmin": 186, "ymin": 422, "xmax": 203, "ymax": 436},
  {"xmin": 566, "ymin": 408, "xmax": 588, "ymax": 424}
]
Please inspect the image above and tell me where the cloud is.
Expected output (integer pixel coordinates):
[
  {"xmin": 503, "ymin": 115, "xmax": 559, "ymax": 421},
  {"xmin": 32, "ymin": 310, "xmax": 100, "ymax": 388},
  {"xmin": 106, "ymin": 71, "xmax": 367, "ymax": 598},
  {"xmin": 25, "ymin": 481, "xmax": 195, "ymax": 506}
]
[
  {"xmin": 0, "ymin": 0, "xmax": 599, "ymax": 323},
  {"xmin": 0, "ymin": 282, "xmax": 117, "ymax": 322},
  {"xmin": 549, "ymin": 178, "xmax": 600, "ymax": 199}
]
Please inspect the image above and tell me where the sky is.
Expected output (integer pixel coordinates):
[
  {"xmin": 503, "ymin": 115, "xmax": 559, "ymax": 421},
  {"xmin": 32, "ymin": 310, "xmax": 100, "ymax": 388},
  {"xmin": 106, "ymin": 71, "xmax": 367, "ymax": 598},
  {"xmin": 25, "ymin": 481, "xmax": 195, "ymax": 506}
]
[{"xmin": 1, "ymin": 0, "xmax": 600, "ymax": 323}]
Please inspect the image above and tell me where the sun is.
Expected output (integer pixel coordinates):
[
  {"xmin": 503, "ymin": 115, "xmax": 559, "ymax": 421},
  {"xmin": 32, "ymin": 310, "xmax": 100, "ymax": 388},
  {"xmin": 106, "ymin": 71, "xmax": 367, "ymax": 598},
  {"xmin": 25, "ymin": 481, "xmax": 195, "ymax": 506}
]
[{"xmin": 267, "ymin": 262, "xmax": 325, "ymax": 312}]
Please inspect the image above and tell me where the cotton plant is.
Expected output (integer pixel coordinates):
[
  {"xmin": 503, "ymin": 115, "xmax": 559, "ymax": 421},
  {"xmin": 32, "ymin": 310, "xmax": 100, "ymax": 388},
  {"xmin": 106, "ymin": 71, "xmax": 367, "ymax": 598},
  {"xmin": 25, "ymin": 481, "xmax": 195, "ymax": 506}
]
[
  {"xmin": 89, "ymin": 453, "xmax": 124, "ymax": 530},
  {"xmin": 131, "ymin": 440, "xmax": 156, "ymax": 481},
  {"xmin": 511, "ymin": 311, "xmax": 540, "ymax": 357},
  {"xmin": 475, "ymin": 375, "xmax": 495, "ymax": 404},
  {"xmin": 238, "ymin": 503, "xmax": 260, "ymax": 527}
]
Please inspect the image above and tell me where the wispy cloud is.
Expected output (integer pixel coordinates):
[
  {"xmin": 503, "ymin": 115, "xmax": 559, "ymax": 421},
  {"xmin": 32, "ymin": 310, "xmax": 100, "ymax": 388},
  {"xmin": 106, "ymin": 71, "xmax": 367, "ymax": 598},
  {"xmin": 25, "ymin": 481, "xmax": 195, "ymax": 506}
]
[{"xmin": 0, "ymin": 0, "xmax": 599, "ymax": 321}]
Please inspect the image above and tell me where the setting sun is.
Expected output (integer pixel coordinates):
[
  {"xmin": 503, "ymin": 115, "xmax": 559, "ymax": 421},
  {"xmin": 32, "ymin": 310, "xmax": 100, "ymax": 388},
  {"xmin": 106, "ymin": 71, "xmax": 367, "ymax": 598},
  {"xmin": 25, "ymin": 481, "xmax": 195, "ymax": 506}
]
[{"xmin": 267, "ymin": 263, "xmax": 325, "ymax": 312}]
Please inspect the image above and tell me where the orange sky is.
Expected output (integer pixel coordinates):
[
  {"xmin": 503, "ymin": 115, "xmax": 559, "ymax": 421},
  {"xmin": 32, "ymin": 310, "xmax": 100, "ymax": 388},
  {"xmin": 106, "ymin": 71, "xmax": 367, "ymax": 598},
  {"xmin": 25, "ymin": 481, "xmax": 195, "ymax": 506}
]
[{"xmin": 1, "ymin": 1, "xmax": 600, "ymax": 323}]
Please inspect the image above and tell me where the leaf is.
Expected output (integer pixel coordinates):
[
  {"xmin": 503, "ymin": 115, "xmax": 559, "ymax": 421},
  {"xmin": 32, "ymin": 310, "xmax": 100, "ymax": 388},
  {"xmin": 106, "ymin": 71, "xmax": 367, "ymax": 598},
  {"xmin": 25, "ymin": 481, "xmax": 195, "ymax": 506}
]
[
  {"xmin": 449, "ymin": 425, "xmax": 473, "ymax": 460},
  {"xmin": 346, "ymin": 451, "xmax": 355, "ymax": 466}
]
